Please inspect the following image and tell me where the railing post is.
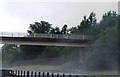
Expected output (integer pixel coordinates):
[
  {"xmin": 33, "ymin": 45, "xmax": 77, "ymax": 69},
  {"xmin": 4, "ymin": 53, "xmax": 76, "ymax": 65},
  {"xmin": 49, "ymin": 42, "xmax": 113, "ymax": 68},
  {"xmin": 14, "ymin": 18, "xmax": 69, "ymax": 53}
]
[
  {"xmin": 69, "ymin": 74, "xmax": 71, "ymax": 77},
  {"xmin": 57, "ymin": 73, "xmax": 59, "ymax": 77},
  {"xmin": 76, "ymin": 75, "xmax": 79, "ymax": 77},
  {"xmin": 52, "ymin": 73, "xmax": 54, "ymax": 77},
  {"xmin": 27, "ymin": 71, "xmax": 29, "ymax": 77},
  {"xmin": 15, "ymin": 70, "xmax": 17, "ymax": 77},
  {"xmin": 47, "ymin": 72, "xmax": 49, "ymax": 77},
  {"xmin": 23, "ymin": 71, "xmax": 25, "ymax": 77},
  {"xmin": 39, "ymin": 72, "xmax": 41, "ymax": 77},
  {"xmin": 42, "ymin": 72, "xmax": 44, "ymax": 77},
  {"xmin": 12, "ymin": 33, "xmax": 13, "ymax": 37},
  {"xmin": 18, "ymin": 33, "xmax": 19, "ymax": 37},
  {"xmin": 34, "ymin": 33, "xmax": 36, "ymax": 37},
  {"xmin": 18, "ymin": 70, "xmax": 20, "ymax": 77},
  {"xmin": 35, "ymin": 72, "xmax": 37, "ymax": 77},
  {"xmin": 31, "ymin": 71, "xmax": 33, "ymax": 77},
  {"xmin": 50, "ymin": 34, "xmax": 52, "ymax": 38},
  {"xmin": 13, "ymin": 70, "xmax": 15, "ymax": 77},
  {"xmin": 1, "ymin": 32, "xmax": 3, "ymax": 37},
  {"xmin": 63, "ymin": 74, "xmax": 65, "ymax": 77},
  {"xmin": 83, "ymin": 34, "xmax": 85, "ymax": 40},
  {"xmin": 21, "ymin": 70, "xmax": 23, "ymax": 77}
]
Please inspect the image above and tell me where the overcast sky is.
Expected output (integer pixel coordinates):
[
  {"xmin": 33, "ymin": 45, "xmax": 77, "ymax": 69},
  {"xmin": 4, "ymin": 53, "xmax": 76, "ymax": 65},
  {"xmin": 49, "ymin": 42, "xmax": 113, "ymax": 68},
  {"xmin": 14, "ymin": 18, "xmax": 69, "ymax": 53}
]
[{"xmin": 0, "ymin": 0, "xmax": 118, "ymax": 33}]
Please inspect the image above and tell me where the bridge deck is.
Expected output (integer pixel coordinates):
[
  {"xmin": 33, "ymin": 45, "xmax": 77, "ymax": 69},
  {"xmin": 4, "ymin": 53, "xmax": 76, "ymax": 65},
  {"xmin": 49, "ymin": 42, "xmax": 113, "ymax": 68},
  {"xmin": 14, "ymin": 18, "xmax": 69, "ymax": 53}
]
[
  {"xmin": 0, "ymin": 32, "xmax": 94, "ymax": 47},
  {"xmin": 0, "ymin": 36, "xmax": 91, "ymax": 47}
]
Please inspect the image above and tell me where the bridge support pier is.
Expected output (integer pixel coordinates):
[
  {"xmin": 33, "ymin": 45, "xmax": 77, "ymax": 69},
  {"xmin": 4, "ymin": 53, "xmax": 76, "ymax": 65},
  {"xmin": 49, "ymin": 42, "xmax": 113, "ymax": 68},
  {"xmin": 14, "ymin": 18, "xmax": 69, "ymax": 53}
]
[{"xmin": 79, "ymin": 47, "xmax": 86, "ymax": 64}]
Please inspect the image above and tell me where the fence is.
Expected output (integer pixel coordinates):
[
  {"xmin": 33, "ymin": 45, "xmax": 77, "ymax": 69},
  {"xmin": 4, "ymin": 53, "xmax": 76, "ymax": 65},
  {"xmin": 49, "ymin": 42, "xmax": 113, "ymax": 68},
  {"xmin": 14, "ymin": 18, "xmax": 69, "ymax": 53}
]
[{"xmin": 1, "ymin": 69, "xmax": 94, "ymax": 77}]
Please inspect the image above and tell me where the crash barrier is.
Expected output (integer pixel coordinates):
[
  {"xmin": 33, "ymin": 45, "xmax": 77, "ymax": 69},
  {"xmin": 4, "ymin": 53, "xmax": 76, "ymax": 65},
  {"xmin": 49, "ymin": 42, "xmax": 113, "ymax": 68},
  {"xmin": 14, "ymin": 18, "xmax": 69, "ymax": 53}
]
[{"xmin": 1, "ymin": 69, "xmax": 96, "ymax": 77}]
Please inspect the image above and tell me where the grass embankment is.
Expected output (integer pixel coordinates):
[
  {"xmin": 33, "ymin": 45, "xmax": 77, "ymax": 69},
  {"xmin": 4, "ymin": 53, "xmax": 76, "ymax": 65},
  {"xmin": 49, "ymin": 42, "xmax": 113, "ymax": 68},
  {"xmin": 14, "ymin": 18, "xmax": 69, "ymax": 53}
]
[
  {"xmin": 12, "ymin": 62, "xmax": 118, "ymax": 75},
  {"xmin": 12, "ymin": 62, "xmax": 80, "ymax": 73}
]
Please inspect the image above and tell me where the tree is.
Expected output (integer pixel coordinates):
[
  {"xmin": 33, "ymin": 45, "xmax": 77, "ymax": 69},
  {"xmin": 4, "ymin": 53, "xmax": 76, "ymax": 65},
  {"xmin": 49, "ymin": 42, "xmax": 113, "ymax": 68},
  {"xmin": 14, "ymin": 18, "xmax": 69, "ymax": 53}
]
[
  {"xmin": 61, "ymin": 47, "xmax": 79, "ymax": 61},
  {"xmin": 69, "ymin": 12, "xmax": 97, "ymax": 35},
  {"xmin": 20, "ymin": 45, "xmax": 45, "ymax": 60},
  {"xmin": 27, "ymin": 21, "xmax": 52, "ymax": 34},
  {"xmin": 69, "ymin": 26, "xmax": 79, "ymax": 34},
  {"xmin": 88, "ymin": 12, "xmax": 97, "ymax": 26},
  {"xmin": 42, "ymin": 46, "xmax": 61, "ymax": 58},
  {"xmin": 20, "ymin": 21, "xmax": 53, "ymax": 60},
  {"xmin": 85, "ymin": 11, "xmax": 118, "ymax": 70},
  {"xmin": 96, "ymin": 11, "xmax": 117, "ymax": 34},
  {"xmin": 86, "ymin": 25, "xmax": 118, "ymax": 70},
  {"xmin": 50, "ymin": 27, "xmax": 61, "ymax": 34},
  {"xmin": 2, "ymin": 44, "xmax": 22, "ymax": 64},
  {"xmin": 79, "ymin": 15, "xmax": 89, "ymax": 31},
  {"xmin": 61, "ymin": 24, "xmax": 68, "ymax": 34}
]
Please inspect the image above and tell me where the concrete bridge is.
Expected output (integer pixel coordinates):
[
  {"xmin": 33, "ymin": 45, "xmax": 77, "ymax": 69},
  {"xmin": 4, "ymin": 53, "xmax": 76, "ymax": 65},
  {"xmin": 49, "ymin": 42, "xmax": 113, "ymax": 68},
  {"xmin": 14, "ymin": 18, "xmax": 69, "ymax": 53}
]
[{"xmin": 0, "ymin": 32, "xmax": 95, "ymax": 47}]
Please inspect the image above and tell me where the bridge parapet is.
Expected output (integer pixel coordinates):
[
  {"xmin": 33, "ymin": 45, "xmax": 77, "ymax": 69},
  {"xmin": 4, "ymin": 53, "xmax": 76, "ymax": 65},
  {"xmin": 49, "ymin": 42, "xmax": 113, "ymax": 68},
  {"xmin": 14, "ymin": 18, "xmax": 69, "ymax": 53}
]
[{"xmin": 0, "ymin": 32, "xmax": 94, "ymax": 40}]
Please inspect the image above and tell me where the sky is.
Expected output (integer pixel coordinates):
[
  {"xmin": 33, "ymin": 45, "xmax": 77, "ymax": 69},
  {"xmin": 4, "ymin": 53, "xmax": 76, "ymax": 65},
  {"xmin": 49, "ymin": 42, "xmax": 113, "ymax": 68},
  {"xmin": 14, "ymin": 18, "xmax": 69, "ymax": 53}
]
[{"xmin": 0, "ymin": 0, "xmax": 118, "ymax": 33}]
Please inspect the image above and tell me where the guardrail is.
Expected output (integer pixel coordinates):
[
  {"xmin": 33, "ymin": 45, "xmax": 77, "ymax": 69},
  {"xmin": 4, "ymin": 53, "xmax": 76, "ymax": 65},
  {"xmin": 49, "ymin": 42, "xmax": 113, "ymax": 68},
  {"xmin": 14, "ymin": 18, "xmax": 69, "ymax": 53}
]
[
  {"xmin": 0, "ymin": 32, "xmax": 94, "ymax": 40},
  {"xmin": 2, "ymin": 69, "xmax": 94, "ymax": 77}
]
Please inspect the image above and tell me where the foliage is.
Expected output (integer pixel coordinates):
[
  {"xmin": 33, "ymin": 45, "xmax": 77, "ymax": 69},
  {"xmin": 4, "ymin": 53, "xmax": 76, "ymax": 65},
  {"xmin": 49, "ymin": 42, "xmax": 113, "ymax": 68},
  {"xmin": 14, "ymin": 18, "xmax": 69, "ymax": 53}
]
[
  {"xmin": 61, "ymin": 47, "xmax": 79, "ymax": 60},
  {"xmin": 41, "ymin": 46, "xmax": 61, "ymax": 58},
  {"xmin": 85, "ymin": 11, "xmax": 118, "ymax": 70},
  {"xmin": 61, "ymin": 24, "xmax": 68, "ymax": 34},
  {"xmin": 27, "ymin": 21, "xmax": 52, "ymax": 34},
  {"xmin": 19, "ymin": 45, "xmax": 45, "ymax": 60},
  {"xmin": 2, "ymin": 44, "xmax": 22, "ymax": 64},
  {"xmin": 50, "ymin": 27, "xmax": 61, "ymax": 34},
  {"xmin": 69, "ymin": 12, "xmax": 97, "ymax": 35}
]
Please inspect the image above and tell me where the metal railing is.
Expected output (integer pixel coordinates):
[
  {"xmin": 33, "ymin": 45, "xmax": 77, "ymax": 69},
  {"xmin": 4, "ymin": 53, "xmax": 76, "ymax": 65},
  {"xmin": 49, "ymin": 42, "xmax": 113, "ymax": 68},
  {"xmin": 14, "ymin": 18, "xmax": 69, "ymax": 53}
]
[
  {"xmin": 0, "ymin": 32, "xmax": 27, "ymax": 37},
  {"xmin": 0, "ymin": 32, "xmax": 93, "ymax": 40},
  {"xmin": 2, "ymin": 69, "xmax": 95, "ymax": 77}
]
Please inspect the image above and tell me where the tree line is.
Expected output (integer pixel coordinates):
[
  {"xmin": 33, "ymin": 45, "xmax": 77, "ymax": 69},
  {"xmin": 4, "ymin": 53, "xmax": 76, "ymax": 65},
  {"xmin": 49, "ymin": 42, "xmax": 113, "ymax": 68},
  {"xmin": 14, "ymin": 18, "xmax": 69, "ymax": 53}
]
[{"xmin": 2, "ymin": 11, "xmax": 119, "ymax": 70}]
